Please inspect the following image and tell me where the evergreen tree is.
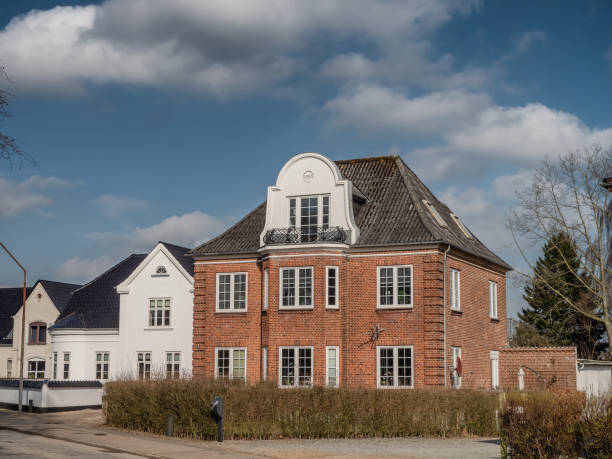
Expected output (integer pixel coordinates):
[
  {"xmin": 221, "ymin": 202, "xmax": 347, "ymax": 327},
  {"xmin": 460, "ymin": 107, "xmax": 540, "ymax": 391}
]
[{"xmin": 520, "ymin": 232, "xmax": 607, "ymax": 359}]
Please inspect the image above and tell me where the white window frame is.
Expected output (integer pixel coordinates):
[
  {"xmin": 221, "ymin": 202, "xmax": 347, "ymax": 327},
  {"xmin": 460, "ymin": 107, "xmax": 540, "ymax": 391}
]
[
  {"xmin": 148, "ymin": 297, "xmax": 172, "ymax": 327},
  {"xmin": 325, "ymin": 266, "xmax": 339, "ymax": 309},
  {"xmin": 326, "ymin": 346, "xmax": 339, "ymax": 388},
  {"xmin": 451, "ymin": 346, "xmax": 462, "ymax": 389},
  {"xmin": 63, "ymin": 352, "xmax": 70, "ymax": 380},
  {"xmin": 214, "ymin": 347, "xmax": 247, "ymax": 382},
  {"xmin": 489, "ymin": 281, "xmax": 498, "ymax": 319},
  {"xmin": 166, "ymin": 351, "xmax": 181, "ymax": 379},
  {"xmin": 137, "ymin": 352, "xmax": 151, "ymax": 380},
  {"xmin": 215, "ymin": 272, "xmax": 249, "ymax": 312},
  {"xmin": 376, "ymin": 265, "xmax": 413, "ymax": 309},
  {"xmin": 96, "ymin": 351, "xmax": 110, "ymax": 380},
  {"xmin": 490, "ymin": 350, "xmax": 499, "ymax": 389},
  {"xmin": 6, "ymin": 359, "xmax": 12, "ymax": 378},
  {"xmin": 376, "ymin": 346, "xmax": 414, "ymax": 389},
  {"xmin": 52, "ymin": 352, "xmax": 57, "ymax": 379},
  {"xmin": 278, "ymin": 346, "xmax": 314, "ymax": 388},
  {"xmin": 288, "ymin": 194, "xmax": 331, "ymax": 230},
  {"xmin": 450, "ymin": 269, "xmax": 461, "ymax": 311},
  {"xmin": 28, "ymin": 359, "xmax": 45, "ymax": 379},
  {"xmin": 263, "ymin": 346, "xmax": 268, "ymax": 382},
  {"xmin": 279, "ymin": 267, "xmax": 314, "ymax": 310},
  {"xmin": 263, "ymin": 268, "xmax": 269, "ymax": 311}
]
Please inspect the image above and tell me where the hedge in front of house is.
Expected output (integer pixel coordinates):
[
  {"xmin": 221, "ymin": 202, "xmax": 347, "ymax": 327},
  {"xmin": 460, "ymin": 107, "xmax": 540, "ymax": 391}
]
[{"xmin": 103, "ymin": 378, "xmax": 499, "ymax": 440}]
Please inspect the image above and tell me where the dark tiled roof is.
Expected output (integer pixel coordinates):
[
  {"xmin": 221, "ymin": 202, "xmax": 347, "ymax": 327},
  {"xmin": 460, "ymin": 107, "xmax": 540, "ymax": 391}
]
[
  {"xmin": 0, "ymin": 287, "xmax": 33, "ymax": 342},
  {"xmin": 51, "ymin": 254, "xmax": 146, "ymax": 330},
  {"xmin": 37, "ymin": 280, "xmax": 82, "ymax": 313},
  {"xmin": 159, "ymin": 241, "xmax": 194, "ymax": 277},
  {"xmin": 190, "ymin": 156, "xmax": 510, "ymax": 270}
]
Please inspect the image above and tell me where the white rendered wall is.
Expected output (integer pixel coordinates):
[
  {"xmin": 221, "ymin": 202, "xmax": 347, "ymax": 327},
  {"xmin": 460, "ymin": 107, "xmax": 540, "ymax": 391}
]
[
  {"xmin": 577, "ymin": 364, "xmax": 612, "ymax": 396},
  {"xmin": 49, "ymin": 330, "xmax": 119, "ymax": 381},
  {"xmin": 116, "ymin": 247, "xmax": 193, "ymax": 379}
]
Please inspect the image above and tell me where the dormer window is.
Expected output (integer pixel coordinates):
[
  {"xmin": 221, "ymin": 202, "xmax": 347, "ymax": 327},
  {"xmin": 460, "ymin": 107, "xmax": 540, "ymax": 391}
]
[
  {"xmin": 289, "ymin": 195, "xmax": 330, "ymax": 242},
  {"xmin": 422, "ymin": 200, "xmax": 447, "ymax": 227},
  {"xmin": 155, "ymin": 266, "xmax": 167, "ymax": 274},
  {"xmin": 451, "ymin": 213, "xmax": 472, "ymax": 238}
]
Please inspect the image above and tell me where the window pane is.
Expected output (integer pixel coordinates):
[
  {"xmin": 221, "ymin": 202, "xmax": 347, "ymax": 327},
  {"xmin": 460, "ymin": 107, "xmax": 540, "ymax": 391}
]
[
  {"xmin": 232, "ymin": 349, "xmax": 245, "ymax": 379},
  {"xmin": 164, "ymin": 309, "xmax": 170, "ymax": 326},
  {"xmin": 322, "ymin": 196, "xmax": 329, "ymax": 229},
  {"xmin": 281, "ymin": 348, "xmax": 295, "ymax": 386},
  {"xmin": 149, "ymin": 299, "xmax": 155, "ymax": 307},
  {"xmin": 30, "ymin": 326, "xmax": 37, "ymax": 343},
  {"xmin": 157, "ymin": 300, "xmax": 163, "ymax": 307},
  {"xmin": 289, "ymin": 198, "xmax": 296, "ymax": 228},
  {"xmin": 298, "ymin": 348, "xmax": 312, "ymax": 386},
  {"xmin": 298, "ymin": 268, "xmax": 312, "ymax": 306},
  {"xmin": 397, "ymin": 267, "xmax": 411, "ymax": 305},
  {"xmin": 217, "ymin": 350, "xmax": 229, "ymax": 378},
  {"xmin": 282, "ymin": 269, "xmax": 295, "ymax": 306},
  {"xmin": 379, "ymin": 348, "xmax": 394, "ymax": 386},
  {"xmin": 397, "ymin": 347, "xmax": 412, "ymax": 386},
  {"xmin": 218, "ymin": 275, "xmax": 231, "ymax": 309},
  {"xmin": 234, "ymin": 274, "xmax": 246, "ymax": 309},
  {"xmin": 379, "ymin": 268, "xmax": 394, "ymax": 305}
]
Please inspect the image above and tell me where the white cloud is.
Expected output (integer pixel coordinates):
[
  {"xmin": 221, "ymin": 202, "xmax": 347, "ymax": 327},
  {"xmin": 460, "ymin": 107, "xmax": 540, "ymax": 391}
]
[
  {"xmin": 94, "ymin": 194, "xmax": 149, "ymax": 218},
  {"xmin": 493, "ymin": 170, "xmax": 533, "ymax": 201},
  {"xmin": 513, "ymin": 30, "xmax": 547, "ymax": 55},
  {"xmin": 86, "ymin": 210, "xmax": 230, "ymax": 252},
  {"xmin": 0, "ymin": 175, "xmax": 73, "ymax": 218},
  {"xmin": 0, "ymin": 0, "xmax": 478, "ymax": 96},
  {"xmin": 56, "ymin": 255, "xmax": 115, "ymax": 283}
]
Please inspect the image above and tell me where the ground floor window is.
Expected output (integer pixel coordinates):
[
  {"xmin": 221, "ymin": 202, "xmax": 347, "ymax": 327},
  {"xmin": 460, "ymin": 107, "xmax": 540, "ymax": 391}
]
[
  {"xmin": 28, "ymin": 359, "xmax": 45, "ymax": 379},
  {"xmin": 166, "ymin": 352, "xmax": 180, "ymax": 378},
  {"xmin": 7, "ymin": 359, "xmax": 12, "ymax": 378},
  {"xmin": 63, "ymin": 352, "xmax": 70, "ymax": 379},
  {"xmin": 215, "ymin": 348, "xmax": 246, "ymax": 381},
  {"xmin": 377, "ymin": 346, "xmax": 413, "ymax": 388},
  {"xmin": 96, "ymin": 352, "xmax": 109, "ymax": 380},
  {"xmin": 279, "ymin": 347, "xmax": 312, "ymax": 387},
  {"xmin": 326, "ymin": 346, "xmax": 339, "ymax": 387},
  {"xmin": 138, "ymin": 352, "xmax": 151, "ymax": 380},
  {"xmin": 490, "ymin": 350, "xmax": 499, "ymax": 389},
  {"xmin": 52, "ymin": 352, "xmax": 57, "ymax": 379},
  {"xmin": 451, "ymin": 346, "xmax": 462, "ymax": 389}
]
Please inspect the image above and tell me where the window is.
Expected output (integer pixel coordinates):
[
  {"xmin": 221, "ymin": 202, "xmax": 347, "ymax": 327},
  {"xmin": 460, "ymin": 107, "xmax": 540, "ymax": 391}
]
[
  {"xmin": 377, "ymin": 265, "xmax": 412, "ymax": 308},
  {"xmin": 280, "ymin": 267, "xmax": 313, "ymax": 308},
  {"xmin": 166, "ymin": 352, "xmax": 180, "ymax": 378},
  {"xmin": 6, "ymin": 359, "xmax": 12, "ymax": 378},
  {"xmin": 326, "ymin": 266, "xmax": 338, "ymax": 308},
  {"xmin": 96, "ymin": 352, "xmax": 109, "ymax": 380},
  {"xmin": 450, "ymin": 269, "xmax": 460, "ymax": 311},
  {"xmin": 451, "ymin": 213, "xmax": 472, "ymax": 238},
  {"xmin": 263, "ymin": 269, "xmax": 269, "ymax": 311},
  {"xmin": 155, "ymin": 265, "xmax": 167, "ymax": 274},
  {"xmin": 279, "ymin": 347, "xmax": 312, "ymax": 387},
  {"xmin": 52, "ymin": 352, "xmax": 57, "ymax": 379},
  {"xmin": 216, "ymin": 273, "xmax": 247, "ymax": 311},
  {"xmin": 326, "ymin": 346, "xmax": 339, "ymax": 387},
  {"xmin": 28, "ymin": 359, "xmax": 45, "ymax": 379},
  {"xmin": 215, "ymin": 348, "xmax": 246, "ymax": 381},
  {"xmin": 63, "ymin": 352, "xmax": 70, "ymax": 379},
  {"xmin": 148, "ymin": 298, "xmax": 171, "ymax": 327},
  {"xmin": 377, "ymin": 346, "xmax": 413, "ymax": 388},
  {"xmin": 263, "ymin": 347, "xmax": 268, "ymax": 381},
  {"xmin": 138, "ymin": 352, "xmax": 151, "ymax": 380},
  {"xmin": 451, "ymin": 347, "xmax": 462, "ymax": 388},
  {"xmin": 423, "ymin": 200, "xmax": 447, "ymax": 227},
  {"xmin": 489, "ymin": 281, "xmax": 498, "ymax": 319},
  {"xmin": 29, "ymin": 322, "xmax": 46, "ymax": 344},
  {"xmin": 490, "ymin": 351, "xmax": 499, "ymax": 389},
  {"xmin": 289, "ymin": 195, "xmax": 330, "ymax": 241}
]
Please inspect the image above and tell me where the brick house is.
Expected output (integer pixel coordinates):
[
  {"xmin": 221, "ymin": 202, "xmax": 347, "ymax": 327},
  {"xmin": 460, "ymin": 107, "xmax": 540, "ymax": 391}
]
[{"xmin": 190, "ymin": 153, "xmax": 512, "ymax": 389}]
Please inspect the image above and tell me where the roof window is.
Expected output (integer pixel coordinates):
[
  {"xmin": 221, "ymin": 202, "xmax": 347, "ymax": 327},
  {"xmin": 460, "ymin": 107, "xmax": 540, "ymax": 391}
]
[
  {"xmin": 451, "ymin": 213, "xmax": 472, "ymax": 239},
  {"xmin": 422, "ymin": 200, "xmax": 447, "ymax": 227}
]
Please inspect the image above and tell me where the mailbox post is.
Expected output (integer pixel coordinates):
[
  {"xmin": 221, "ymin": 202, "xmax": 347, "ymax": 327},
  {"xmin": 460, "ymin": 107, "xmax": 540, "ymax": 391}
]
[{"xmin": 210, "ymin": 396, "xmax": 224, "ymax": 442}]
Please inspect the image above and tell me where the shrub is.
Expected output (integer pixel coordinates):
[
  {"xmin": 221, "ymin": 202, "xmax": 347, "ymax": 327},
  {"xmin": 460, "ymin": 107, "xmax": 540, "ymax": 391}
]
[
  {"xmin": 578, "ymin": 394, "xmax": 612, "ymax": 459},
  {"xmin": 103, "ymin": 378, "xmax": 499, "ymax": 440}
]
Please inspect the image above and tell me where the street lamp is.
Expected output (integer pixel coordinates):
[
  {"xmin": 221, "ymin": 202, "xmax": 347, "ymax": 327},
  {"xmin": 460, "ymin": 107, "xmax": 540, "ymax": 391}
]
[{"xmin": 0, "ymin": 242, "xmax": 27, "ymax": 413}]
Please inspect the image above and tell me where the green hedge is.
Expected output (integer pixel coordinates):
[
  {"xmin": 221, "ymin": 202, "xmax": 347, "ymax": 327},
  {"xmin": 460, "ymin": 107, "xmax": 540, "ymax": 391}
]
[
  {"xmin": 500, "ymin": 391, "xmax": 612, "ymax": 459},
  {"xmin": 103, "ymin": 378, "xmax": 499, "ymax": 439}
]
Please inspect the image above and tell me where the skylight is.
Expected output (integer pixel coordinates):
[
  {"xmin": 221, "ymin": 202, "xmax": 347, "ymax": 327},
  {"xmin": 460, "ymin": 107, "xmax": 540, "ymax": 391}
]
[
  {"xmin": 451, "ymin": 213, "xmax": 472, "ymax": 238},
  {"xmin": 422, "ymin": 200, "xmax": 447, "ymax": 227}
]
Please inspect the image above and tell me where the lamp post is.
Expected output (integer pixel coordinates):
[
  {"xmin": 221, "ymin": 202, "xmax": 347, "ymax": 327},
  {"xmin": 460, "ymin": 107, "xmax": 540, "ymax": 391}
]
[{"xmin": 0, "ymin": 243, "xmax": 27, "ymax": 413}]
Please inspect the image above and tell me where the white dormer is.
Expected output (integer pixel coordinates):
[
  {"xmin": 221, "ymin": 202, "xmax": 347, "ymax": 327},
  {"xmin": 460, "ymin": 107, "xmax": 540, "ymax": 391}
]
[{"xmin": 259, "ymin": 152, "xmax": 360, "ymax": 248}]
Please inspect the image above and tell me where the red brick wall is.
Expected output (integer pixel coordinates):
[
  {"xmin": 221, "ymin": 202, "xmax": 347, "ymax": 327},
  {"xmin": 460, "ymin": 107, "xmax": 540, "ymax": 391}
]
[
  {"xmin": 193, "ymin": 247, "xmax": 508, "ymax": 389},
  {"xmin": 499, "ymin": 347, "xmax": 577, "ymax": 391}
]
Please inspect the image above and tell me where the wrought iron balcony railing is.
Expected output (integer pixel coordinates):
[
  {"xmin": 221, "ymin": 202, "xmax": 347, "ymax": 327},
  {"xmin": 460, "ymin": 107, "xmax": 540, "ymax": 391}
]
[{"xmin": 264, "ymin": 226, "xmax": 349, "ymax": 245}]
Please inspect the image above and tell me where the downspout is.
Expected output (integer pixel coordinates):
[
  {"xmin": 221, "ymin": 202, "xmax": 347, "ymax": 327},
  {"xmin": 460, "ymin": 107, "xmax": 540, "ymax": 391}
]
[{"xmin": 442, "ymin": 244, "xmax": 451, "ymax": 388}]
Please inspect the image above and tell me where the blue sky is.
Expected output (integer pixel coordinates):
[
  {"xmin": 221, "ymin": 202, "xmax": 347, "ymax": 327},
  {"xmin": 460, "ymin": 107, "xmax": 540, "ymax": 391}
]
[{"xmin": 1, "ymin": 0, "xmax": 611, "ymax": 317}]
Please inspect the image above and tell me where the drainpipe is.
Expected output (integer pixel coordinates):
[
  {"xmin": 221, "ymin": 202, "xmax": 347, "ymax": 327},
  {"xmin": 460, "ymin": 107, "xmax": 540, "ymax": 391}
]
[{"xmin": 442, "ymin": 244, "xmax": 451, "ymax": 388}]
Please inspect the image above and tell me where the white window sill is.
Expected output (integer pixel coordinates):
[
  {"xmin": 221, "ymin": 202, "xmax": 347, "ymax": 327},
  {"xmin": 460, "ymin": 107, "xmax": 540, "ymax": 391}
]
[
  {"xmin": 450, "ymin": 308, "xmax": 462, "ymax": 313},
  {"xmin": 377, "ymin": 385, "xmax": 414, "ymax": 389},
  {"xmin": 325, "ymin": 306, "xmax": 340, "ymax": 310},
  {"xmin": 215, "ymin": 309, "xmax": 248, "ymax": 313},
  {"xmin": 490, "ymin": 316, "xmax": 499, "ymax": 320},
  {"xmin": 376, "ymin": 305, "xmax": 413, "ymax": 310},
  {"xmin": 143, "ymin": 327, "xmax": 173, "ymax": 331},
  {"xmin": 278, "ymin": 384, "xmax": 313, "ymax": 389},
  {"xmin": 278, "ymin": 306, "xmax": 314, "ymax": 311}
]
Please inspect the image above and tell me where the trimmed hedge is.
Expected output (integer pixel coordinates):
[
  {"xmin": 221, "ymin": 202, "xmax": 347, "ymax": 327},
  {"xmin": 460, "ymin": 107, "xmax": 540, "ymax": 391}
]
[{"xmin": 103, "ymin": 378, "xmax": 499, "ymax": 439}]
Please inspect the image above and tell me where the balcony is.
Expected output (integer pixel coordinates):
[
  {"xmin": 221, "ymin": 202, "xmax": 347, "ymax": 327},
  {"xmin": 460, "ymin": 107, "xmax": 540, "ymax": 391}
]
[{"xmin": 263, "ymin": 226, "xmax": 349, "ymax": 245}]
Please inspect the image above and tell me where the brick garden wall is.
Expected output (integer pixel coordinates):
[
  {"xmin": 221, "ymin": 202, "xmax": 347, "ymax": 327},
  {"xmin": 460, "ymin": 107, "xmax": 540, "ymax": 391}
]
[{"xmin": 499, "ymin": 347, "xmax": 577, "ymax": 391}]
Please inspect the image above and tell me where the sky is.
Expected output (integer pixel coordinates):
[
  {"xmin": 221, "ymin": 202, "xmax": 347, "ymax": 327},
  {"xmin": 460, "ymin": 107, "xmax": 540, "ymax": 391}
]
[{"xmin": 1, "ymin": 0, "xmax": 611, "ymax": 318}]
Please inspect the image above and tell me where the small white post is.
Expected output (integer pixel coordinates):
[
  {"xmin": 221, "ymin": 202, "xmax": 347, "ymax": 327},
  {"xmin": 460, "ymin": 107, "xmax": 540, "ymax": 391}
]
[{"xmin": 518, "ymin": 367, "xmax": 525, "ymax": 391}]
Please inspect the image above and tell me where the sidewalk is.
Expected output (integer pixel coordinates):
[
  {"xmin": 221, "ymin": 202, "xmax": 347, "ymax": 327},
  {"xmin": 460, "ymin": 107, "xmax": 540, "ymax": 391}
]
[{"xmin": 0, "ymin": 409, "xmax": 501, "ymax": 458}]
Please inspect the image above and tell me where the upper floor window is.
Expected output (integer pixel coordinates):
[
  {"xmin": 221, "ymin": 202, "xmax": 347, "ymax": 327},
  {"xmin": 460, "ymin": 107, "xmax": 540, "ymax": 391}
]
[
  {"xmin": 149, "ymin": 298, "xmax": 171, "ymax": 327},
  {"xmin": 280, "ymin": 267, "xmax": 313, "ymax": 308},
  {"xmin": 377, "ymin": 266, "xmax": 412, "ymax": 308},
  {"xmin": 28, "ymin": 359, "xmax": 45, "ymax": 379},
  {"xmin": 450, "ymin": 269, "xmax": 461, "ymax": 311},
  {"xmin": 29, "ymin": 322, "xmax": 46, "ymax": 345},
  {"xmin": 422, "ymin": 200, "xmax": 447, "ymax": 227},
  {"xmin": 216, "ymin": 273, "xmax": 247, "ymax": 312},
  {"xmin": 289, "ymin": 195, "xmax": 330, "ymax": 241},
  {"xmin": 377, "ymin": 346, "xmax": 413, "ymax": 388},
  {"xmin": 155, "ymin": 265, "xmax": 168, "ymax": 274},
  {"xmin": 263, "ymin": 268, "xmax": 269, "ymax": 311},
  {"xmin": 326, "ymin": 266, "xmax": 338, "ymax": 308},
  {"xmin": 489, "ymin": 281, "xmax": 498, "ymax": 319}
]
